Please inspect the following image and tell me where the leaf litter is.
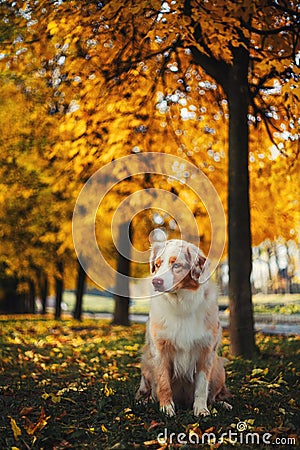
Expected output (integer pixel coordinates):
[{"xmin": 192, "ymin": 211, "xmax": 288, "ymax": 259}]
[{"xmin": 0, "ymin": 316, "xmax": 299, "ymax": 449}]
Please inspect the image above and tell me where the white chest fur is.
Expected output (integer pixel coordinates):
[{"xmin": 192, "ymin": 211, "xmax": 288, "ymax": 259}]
[{"xmin": 149, "ymin": 289, "xmax": 215, "ymax": 379}]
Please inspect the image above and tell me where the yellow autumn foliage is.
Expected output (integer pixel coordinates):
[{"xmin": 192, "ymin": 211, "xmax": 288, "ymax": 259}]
[{"xmin": 0, "ymin": 0, "xmax": 298, "ymax": 295}]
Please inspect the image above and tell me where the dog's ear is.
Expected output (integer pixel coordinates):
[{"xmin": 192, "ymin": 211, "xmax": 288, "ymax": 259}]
[
  {"xmin": 150, "ymin": 241, "xmax": 165, "ymax": 273},
  {"xmin": 149, "ymin": 229, "xmax": 167, "ymax": 273},
  {"xmin": 186, "ymin": 245, "xmax": 207, "ymax": 281}
]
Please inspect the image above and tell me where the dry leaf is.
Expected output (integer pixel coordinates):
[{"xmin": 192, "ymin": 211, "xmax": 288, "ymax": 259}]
[{"xmin": 8, "ymin": 416, "xmax": 22, "ymax": 441}]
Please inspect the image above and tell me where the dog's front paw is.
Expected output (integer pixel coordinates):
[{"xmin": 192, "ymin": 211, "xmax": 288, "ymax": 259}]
[
  {"xmin": 193, "ymin": 400, "xmax": 210, "ymax": 417},
  {"xmin": 194, "ymin": 406, "xmax": 210, "ymax": 417},
  {"xmin": 160, "ymin": 401, "xmax": 176, "ymax": 417}
]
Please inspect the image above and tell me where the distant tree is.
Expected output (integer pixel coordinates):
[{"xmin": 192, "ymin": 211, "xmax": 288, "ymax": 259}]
[
  {"xmin": 37, "ymin": 272, "xmax": 49, "ymax": 315},
  {"xmin": 55, "ymin": 262, "xmax": 64, "ymax": 320},
  {"xmin": 0, "ymin": 74, "xmax": 79, "ymax": 316},
  {"xmin": 73, "ymin": 261, "xmax": 87, "ymax": 321},
  {"xmin": 27, "ymin": 279, "xmax": 36, "ymax": 314},
  {"xmin": 0, "ymin": 266, "xmax": 23, "ymax": 313}
]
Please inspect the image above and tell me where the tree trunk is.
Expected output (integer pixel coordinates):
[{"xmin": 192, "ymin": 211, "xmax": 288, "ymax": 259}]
[
  {"xmin": 55, "ymin": 262, "xmax": 64, "ymax": 320},
  {"xmin": 40, "ymin": 274, "xmax": 48, "ymax": 315},
  {"xmin": 0, "ymin": 266, "xmax": 24, "ymax": 313},
  {"xmin": 112, "ymin": 222, "xmax": 132, "ymax": 326},
  {"xmin": 73, "ymin": 261, "xmax": 86, "ymax": 320},
  {"xmin": 28, "ymin": 279, "xmax": 36, "ymax": 314},
  {"xmin": 227, "ymin": 46, "xmax": 256, "ymax": 357},
  {"xmin": 189, "ymin": 44, "xmax": 256, "ymax": 357}
]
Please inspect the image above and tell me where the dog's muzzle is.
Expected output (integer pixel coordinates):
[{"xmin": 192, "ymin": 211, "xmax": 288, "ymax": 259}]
[{"xmin": 152, "ymin": 277, "xmax": 164, "ymax": 291}]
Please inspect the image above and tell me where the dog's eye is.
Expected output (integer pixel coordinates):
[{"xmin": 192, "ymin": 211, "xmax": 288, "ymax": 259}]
[{"xmin": 172, "ymin": 263, "xmax": 181, "ymax": 269}]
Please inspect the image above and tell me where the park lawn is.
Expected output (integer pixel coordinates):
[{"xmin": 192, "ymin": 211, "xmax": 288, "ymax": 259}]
[
  {"xmin": 61, "ymin": 292, "xmax": 300, "ymax": 316},
  {"xmin": 0, "ymin": 316, "xmax": 299, "ymax": 450},
  {"xmin": 62, "ymin": 291, "xmax": 151, "ymax": 315}
]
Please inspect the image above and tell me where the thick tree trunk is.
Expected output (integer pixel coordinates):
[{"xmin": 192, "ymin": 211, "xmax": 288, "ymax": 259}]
[
  {"xmin": 112, "ymin": 222, "xmax": 132, "ymax": 326},
  {"xmin": 28, "ymin": 279, "xmax": 36, "ymax": 314},
  {"xmin": 73, "ymin": 261, "xmax": 86, "ymax": 320},
  {"xmin": 189, "ymin": 44, "xmax": 256, "ymax": 357},
  {"xmin": 227, "ymin": 47, "xmax": 256, "ymax": 357},
  {"xmin": 55, "ymin": 262, "xmax": 64, "ymax": 320}
]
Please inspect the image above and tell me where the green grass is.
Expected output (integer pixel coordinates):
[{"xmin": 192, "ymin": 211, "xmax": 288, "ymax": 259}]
[
  {"xmin": 0, "ymin": 316, "xmax": 299, "ymax": 449},
  {"xmin": 62, "ymin": 291, "xmax": 151, "ymax": 315},
  {"xmin": 61, "ymin": 292, "xmax": 300, "ymax": 316}
]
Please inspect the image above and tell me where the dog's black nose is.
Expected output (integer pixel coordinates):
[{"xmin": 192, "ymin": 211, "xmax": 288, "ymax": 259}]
[{"xmin": 152, "ymin": 277, "xmax": 164, "ymax": 288}]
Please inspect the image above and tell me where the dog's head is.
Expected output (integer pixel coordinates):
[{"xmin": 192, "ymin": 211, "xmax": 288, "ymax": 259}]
[{"xmin": 150, "ymin": 239, "xmax": 207, "ymax": 293}]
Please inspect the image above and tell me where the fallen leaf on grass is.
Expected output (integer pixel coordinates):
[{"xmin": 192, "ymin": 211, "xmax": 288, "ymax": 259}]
[
  {"xmin": 186, "ymin": 422, "xmax": 202, "ymax": 439},
  {"xmin": 63, "ymin": 397, "xmax": 77, "ymax": 404},
  {"xmin": 102, "ymin": 383, "xmax": 115, "ymax": 397},
  {"xmin": 23, "ymin": 417, "xmax": 36, "ymax": 435},
  {"xmin": 20, "ymin": 407, "xmax": 34, "ymax": 416},
  {"xmin": 8, "ymin": 416, "xmax": 22, "ymax": 441},
  {"xmin": 101, "ymin": 424, "xmax": 109, "ymax": 432},
  {"xmin": 23, "ymin": 407, "xmax": 50, "ymax": 435},
  {"xmin": 42, "ymin": 392, "xmax": 61, "ymax": 403},
  {"xmin": 148, "ymin": 420, "xmax": 164, "ymax": 431},
  {"xmin": 288, "ymin": 398, "xmax": 296, "ymax": 406},
  {"xmin": 251, "ymin": 368, "xmax": 269, "ymax": 377}
]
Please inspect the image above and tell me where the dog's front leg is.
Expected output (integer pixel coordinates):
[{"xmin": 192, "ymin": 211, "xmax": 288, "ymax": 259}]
[
  {"xmin": 193, "ymin": 370, "xmax": 210, "ymax": 416},
  {"xmin": 155, "ymin": 344, "xmax": 175, "ymax": 417},
  {"xmin": 156, "ymin": 363, "xmax": 175, "ymax": 416},
  {"xmin": 193, "ymin": 349, "xmax": 214, "ymax": 417}
]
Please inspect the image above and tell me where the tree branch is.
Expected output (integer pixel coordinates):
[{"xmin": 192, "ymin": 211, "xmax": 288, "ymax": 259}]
[
  {"xmin": 182, "ymin": 0, "xmax": 230, "ymax": 89},
  {"xmin": 189, "ymin": 45, "xmax": 230, "ymax": 90},
  {"xmin": 266, "ymin": 0, "xmax": 300, "ymax": 21},
  {"xmin": 241, "ymin": 21, "xmax": 298, "ymax": 36}
]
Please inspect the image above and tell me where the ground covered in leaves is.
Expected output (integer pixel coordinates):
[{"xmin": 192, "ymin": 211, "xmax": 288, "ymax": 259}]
[{"xmin": 0, "ymin": 316, "xmax": 299, "ymax": 449}]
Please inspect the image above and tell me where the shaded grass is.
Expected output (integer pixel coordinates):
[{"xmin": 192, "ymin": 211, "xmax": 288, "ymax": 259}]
[{"xmin": 0, "ymin": 316, "xmax": 299, "ymax": 449}]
